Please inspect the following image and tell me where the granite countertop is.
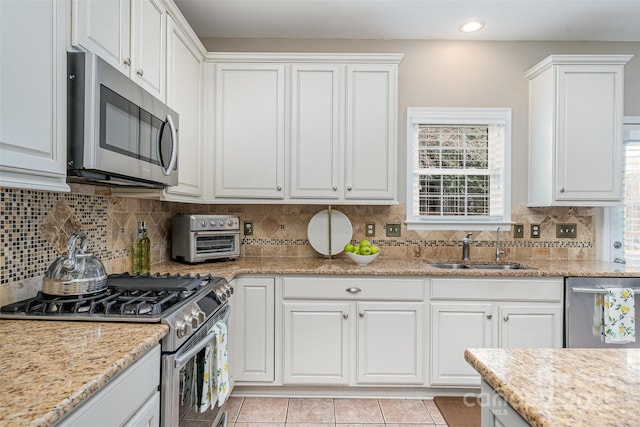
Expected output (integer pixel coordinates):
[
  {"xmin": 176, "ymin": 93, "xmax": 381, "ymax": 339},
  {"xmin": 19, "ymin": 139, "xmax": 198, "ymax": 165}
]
[
  {"xmin": 464, "ymin": 348, "xmax": 640, "ymax": 427},
  {"xmin": 0, "ymin": 320, "xmax": 169, "ymax": 426},
  {"xmin": 151, "ymin": 256, "xmax": 640, "ymax": 280}
]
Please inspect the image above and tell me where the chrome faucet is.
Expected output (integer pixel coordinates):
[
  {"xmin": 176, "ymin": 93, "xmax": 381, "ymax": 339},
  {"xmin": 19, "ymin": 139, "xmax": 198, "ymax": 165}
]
[
  {"xmin": 496, "ymin": 227, "xmax": 505, "ymax": 262},
  {"xmin": 462, "ymin": 233, "xmax": 472, "ymax": 261}
]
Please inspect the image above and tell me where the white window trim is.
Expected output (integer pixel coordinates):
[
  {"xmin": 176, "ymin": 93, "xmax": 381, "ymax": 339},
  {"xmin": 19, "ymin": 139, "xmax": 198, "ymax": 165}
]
[{"xmin": 406, "ymin": 107, "xmax": 512, "ymax": 231}]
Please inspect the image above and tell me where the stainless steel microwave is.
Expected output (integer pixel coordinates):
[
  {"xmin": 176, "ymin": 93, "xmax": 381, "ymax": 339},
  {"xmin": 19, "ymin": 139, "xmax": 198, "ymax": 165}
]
[{"xmin": 67, "ymin": 52, "xmax": 179, "ymax": 188}]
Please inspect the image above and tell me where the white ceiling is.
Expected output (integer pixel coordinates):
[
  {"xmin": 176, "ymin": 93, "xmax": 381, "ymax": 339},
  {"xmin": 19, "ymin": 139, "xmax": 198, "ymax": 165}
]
[{"xmin": 173, "ymin": 0, "xmax": 640, "ymax": 42}]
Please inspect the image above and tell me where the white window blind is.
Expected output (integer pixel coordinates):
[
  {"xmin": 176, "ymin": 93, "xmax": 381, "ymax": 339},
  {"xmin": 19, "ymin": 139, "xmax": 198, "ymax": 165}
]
[{"xmin": 406, "ymin": 108, "xmax": 511, "ymax": 230}]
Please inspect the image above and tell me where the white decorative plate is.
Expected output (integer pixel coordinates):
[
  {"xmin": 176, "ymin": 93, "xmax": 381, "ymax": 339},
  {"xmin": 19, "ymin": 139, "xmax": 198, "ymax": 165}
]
[{"xmin": 307, "ymin": 209, "xmax": 353, "ymax": 256}]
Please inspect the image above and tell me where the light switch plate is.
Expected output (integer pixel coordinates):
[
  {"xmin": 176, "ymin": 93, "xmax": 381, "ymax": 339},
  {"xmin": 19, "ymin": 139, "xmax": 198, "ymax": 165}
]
[
  {"xmin": 513, "ymin": 223, "xmax": 524, "ymax": 238},
  {"xmin": 556, "ymin": 223, "xmax": 577, "ymax": 238},
  {"xmin": 386, "ymin": 223, "xmax": 401, "ymax": 237}
]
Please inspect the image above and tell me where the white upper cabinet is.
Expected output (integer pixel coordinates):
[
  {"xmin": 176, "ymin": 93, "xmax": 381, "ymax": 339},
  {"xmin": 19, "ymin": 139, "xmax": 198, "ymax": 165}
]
[
  {"xmin": 214, "ymin": 63, "xmax": 286, "ymax": 199},
  {"xmin": 164, "ymin": 13, "xmax": 205, "ymax": 200},
  {"xmin": 0, "ymin": 0, "xmax": 69, "ymax": 192},
  {"xmin": 290, "ymin": 64, "xmax": 343, "ymax": 199},
  {"xmin": 345, "ymin": 65, "xmax": 397, "ymax": 200},
  {"xmin": 207, "ymin": 53, "xmax": 403, "ymax": 204},
  {"xmin": 72, "ymin": 0, "xmax": 166, "ymax": 101},
  {"xmin": 527, "ymin": 54, "xmax": 632, "ymax": 206}
]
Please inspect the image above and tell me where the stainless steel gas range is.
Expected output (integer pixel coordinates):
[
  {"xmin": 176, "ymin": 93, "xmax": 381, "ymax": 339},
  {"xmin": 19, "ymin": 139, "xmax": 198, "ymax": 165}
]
[{"xmin": 0, "ymin": 272, "xmax": 233, "ymax": 427}]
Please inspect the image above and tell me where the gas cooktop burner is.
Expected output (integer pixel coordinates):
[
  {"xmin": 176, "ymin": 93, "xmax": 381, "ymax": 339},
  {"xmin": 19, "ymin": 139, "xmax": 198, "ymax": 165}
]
[{"xmin": 0, "ymin": 272, "xmax": 230, "ymax": 320}]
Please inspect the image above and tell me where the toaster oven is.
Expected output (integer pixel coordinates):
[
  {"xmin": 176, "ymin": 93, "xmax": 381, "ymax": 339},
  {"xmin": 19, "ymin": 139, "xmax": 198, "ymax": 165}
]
[{"xmin": 172, "ymin": 215, "xmax": 240, "ymax": 263}]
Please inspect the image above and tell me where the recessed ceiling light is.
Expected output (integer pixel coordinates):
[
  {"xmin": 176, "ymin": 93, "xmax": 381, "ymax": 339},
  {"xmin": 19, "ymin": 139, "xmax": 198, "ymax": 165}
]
[{"xmin": 459, "ymin": 20, "xmax": 485, "ymax": 33}]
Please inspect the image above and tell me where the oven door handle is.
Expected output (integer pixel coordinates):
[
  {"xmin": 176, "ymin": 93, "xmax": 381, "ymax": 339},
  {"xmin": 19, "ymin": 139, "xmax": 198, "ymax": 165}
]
[
  {"xmin": 174, "ymin": 332, "xmax": 215, "ymax": 370},
  {"xmin": 571, "ymin": 287, "xmax": 640, "ymax": 294}
]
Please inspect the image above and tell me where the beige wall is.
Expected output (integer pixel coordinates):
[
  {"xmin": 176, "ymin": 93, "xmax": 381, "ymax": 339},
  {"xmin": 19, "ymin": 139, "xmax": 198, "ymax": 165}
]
[{"xmin": 202, "ymin": 39, "xmax": 640, "ymax": 205}]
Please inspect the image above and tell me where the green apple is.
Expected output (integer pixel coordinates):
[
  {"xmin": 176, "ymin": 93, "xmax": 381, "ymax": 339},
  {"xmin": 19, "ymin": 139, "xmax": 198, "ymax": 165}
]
[
  {"xmin": 370, "ymin": 244, "xmax": 380, "ymax": 255},
  {"xmin": 344, "ymin": 243, "xmax": 355, "ymax": 253},
  {"xmin": 359, "ymin": 239, "xmax": 371, "ymax": 247},
  {"xmin": 360, "ymin": 246, "xmax": 372, "ymax": 255}
]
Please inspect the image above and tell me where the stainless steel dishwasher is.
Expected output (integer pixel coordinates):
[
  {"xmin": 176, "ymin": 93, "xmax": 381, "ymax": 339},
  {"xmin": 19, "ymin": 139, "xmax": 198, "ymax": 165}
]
[{"xmin": 565, "ymin": 277, "xmax": 640, "ymax": 348}]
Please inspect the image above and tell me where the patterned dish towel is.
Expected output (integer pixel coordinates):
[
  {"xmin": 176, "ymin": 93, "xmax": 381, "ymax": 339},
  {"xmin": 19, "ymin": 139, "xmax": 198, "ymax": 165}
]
[
  {"xmin": 212, "ymin": 321, "xmax": 230, "ymax": 407},
  {"xmin": 602, "ymin": 288, "xmax": 636, "ymax": 344},
  {"xmin": 196, "ymin": 321, "xmax": 230, "ymax": 412}
]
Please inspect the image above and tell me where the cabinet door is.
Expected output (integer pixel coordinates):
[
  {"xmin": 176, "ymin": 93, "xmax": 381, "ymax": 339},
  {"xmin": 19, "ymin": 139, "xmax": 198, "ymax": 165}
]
[
  {"xmin": 499, "ymin": 305, "xmax": 563, "ymax": 348},
  {"xmin": 555, "ymin": 64, "xmax": 623, "ymax": 202},
  {"xmin": 215, "ymin": 64, "xmax": 285, "ymax": 198},
  {"xmin": 130, "ymin": 0, "xmax": 165, "ymax": 100},
  {"xmin": 290, "ymin": 64, "xmax": 342, "ymax": 199},
  {"xmin": 345, "ymin": 64, "xmax": 397, "ymax": 200},
  {"xmin": 123, "ymin": 391, "xmax": 159, "ymax": 427},
  {"xmin": 234, "ymin": 277, "xmax": 275, "ymax": 382},
  {"xmin": 165, "ymin": 16, "xmax": 203, "ymax": 198},
  {"xmin": 0, "ymin": 0, "xmax": 69, "ymax": 191},
  {"xmin": 71, "ymin": 0, "xmax": 131, "ymax": 74},
  {"xmin": 430, "ymin": 302, "xmax": 493, "ymax": 387},
  {"xmin": 283, "ymin": 302, "xmax": 351, "ymax": 385},
  {"xmin": 356, "ymin": 302, "xmax": 424, "ymax": 385}
]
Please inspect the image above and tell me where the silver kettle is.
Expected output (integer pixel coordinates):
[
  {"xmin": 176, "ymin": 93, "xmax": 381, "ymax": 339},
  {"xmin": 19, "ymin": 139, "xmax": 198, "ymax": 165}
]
[{"xmin": 42, "ymin": 231, "xmax": 108, "ymax": 296}]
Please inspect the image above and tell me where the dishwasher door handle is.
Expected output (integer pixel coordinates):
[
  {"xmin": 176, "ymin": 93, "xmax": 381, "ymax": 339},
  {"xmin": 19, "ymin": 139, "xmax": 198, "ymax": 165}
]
[{"xmin": 571, "ymin": 287, "xmax": 640, "ymax": 294}]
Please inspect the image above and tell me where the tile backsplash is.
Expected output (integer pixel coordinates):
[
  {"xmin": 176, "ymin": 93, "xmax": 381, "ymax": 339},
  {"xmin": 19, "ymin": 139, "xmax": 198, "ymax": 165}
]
[{"xmin": 1, "ymin": 185, "xmax": 595, "ymax": 302}]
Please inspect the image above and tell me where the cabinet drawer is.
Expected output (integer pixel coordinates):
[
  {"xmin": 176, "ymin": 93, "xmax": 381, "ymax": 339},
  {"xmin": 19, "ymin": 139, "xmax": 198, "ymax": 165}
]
[
  {"xmin": 431, "ymin": 278, "xmax": 563, "ymax": 302},
  {"xmin": 283, "ymin": 276, "xmax": 426, "ymax": 300}
]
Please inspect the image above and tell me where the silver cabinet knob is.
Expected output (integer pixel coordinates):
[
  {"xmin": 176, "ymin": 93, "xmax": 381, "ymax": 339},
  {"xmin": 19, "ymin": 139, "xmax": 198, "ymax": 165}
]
[
  {"xmin": 277, "ymin": 185, "xmax": 282, "ymax": 191},
  {"xmin": 123, "ymin": 58, "xmax": 131, "ymax": 66},
  {"xmin": 136, "ymin": 69, "xmax": 144, "ymax": 77},
  {"xmin": 486, "ymin": 314, "xmax": 493, "ymax": 320},
  {"xmin": 359, "ymin": 312, "xmax": 365, "ymax": 318},
  {"xmin": 503, "ymin": 315, "xmax": 509, "ymax": 321},
  {"xmin": 332, "ymin": 185, "xmax": 338, "ymax": 191},
  {"xmin": 559, "ymin": 188, "xmax": 565, "ymax": 193},
  {"xmin": 343, "ymin": 313, "xmax": 348, "ymax": 319},
  {"xmin": 346, "ymin": 287, "xmax": 361, "ymax": 294},
  {"xmin": 347, "ymin": 186, "xmax": 352, "ymax": 191}
]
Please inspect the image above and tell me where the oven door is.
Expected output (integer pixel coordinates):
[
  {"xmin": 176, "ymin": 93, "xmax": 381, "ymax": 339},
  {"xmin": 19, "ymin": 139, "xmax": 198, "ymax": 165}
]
[
  {"xmin": 161, "ymin": 304, "xmax": 231, "ymax": 427},
  {"xmin": 191, "ymin": 231, "xmax": 240, "ymax": 260}
]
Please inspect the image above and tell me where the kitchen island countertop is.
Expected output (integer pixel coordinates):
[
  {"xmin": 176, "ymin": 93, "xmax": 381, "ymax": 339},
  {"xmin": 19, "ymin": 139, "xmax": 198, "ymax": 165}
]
[
  {"xmin": 0, "ymin": 320, "xmax": 168, "ymax": 426},
  {"xmin": 151, "ymin": 257, "xmax": 640, "ymax": 280},
  {"xmin": 464, "ymin": 347, "xmax": 640, "ymax": 427}
]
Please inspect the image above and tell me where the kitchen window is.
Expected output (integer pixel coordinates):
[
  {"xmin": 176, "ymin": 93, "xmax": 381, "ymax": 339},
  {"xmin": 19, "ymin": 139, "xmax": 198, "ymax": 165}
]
[{"xmin": 406, "ymin": 108, "xmax": 512, "ymax": 230}]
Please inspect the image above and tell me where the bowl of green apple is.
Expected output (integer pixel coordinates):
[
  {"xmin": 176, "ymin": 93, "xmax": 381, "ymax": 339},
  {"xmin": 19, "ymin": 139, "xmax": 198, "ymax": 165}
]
[{"xmin": 343, "ymin": 240, "xmax": 380, "ymax": 265}]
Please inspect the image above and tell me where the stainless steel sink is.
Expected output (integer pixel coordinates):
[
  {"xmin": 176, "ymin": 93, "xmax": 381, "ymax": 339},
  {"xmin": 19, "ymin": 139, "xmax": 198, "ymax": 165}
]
[
  {"xmin": 467, "ymin": 263, "xmax": 529, "ymax": 270},
  {"xmin": 428, "ymin": 263, "xmax": 469, "ymax": 269},
  {"xmin": 429, "ymin": 262, "xmax": 531, "ymax": 270}
]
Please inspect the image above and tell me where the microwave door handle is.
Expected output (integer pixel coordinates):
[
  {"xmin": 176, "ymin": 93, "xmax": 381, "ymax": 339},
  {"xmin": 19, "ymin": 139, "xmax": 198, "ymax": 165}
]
[{"xmin": 162, "ymin": 114, "xmax": 178, "ymax": 176}]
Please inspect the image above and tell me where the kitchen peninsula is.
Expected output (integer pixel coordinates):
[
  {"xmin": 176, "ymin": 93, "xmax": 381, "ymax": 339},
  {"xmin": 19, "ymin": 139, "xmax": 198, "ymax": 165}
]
[{"xmin": 465, "ymin": 347, "xmax": 640, "ymax": 427}]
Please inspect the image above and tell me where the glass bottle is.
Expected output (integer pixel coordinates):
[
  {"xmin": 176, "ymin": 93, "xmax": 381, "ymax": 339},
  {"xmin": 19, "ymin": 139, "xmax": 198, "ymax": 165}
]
[{"xmin": 133, "ymin": 221, "xmax": 151, "ymax": 274}]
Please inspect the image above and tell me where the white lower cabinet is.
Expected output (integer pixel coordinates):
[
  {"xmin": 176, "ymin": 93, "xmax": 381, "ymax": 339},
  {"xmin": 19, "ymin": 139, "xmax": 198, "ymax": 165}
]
[
  {"xmin": 58, "ymin": 345, "xmax": 160, "ymax": 426},
  {"xmin": 430, "ymin": 278, "xmax": 564, "ymax": 388},
  {"xmin": 233, "ymin": 276, "xmax": 275, "ymax": 382},
  {"xmin": 481, "ymin": 380, "xmax": 529, "ymax": 427},
  {"xmin": 281, "ymin": 276, "xmax": 425, "ymax": 386}
]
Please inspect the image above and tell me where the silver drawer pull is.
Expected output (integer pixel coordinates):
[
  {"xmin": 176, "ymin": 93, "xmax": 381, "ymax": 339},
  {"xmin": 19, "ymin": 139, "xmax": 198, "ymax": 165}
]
[
  {"xmin": 346, "ymin": 287, "xmax": 361, "ymax": 294},
  {"xmin": 343, "ymin": 313, "xmax": 348, "ymax": 319}
]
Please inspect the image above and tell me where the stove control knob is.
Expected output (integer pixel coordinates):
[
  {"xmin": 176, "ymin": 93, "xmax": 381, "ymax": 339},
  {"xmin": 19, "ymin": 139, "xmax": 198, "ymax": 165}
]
[
  {"xmin": 218, "ymin": 219, "xmax": 225, "ymax": 226},
  {"xmin": 176, "ymin": 320, "xmax": 192, "ymax": 338},
  {"xmin": 200, "ymin": 220, "xmax": 207, "ymax": 228},
  {"xmin": 215, "ymin": 288, "xmax": 227, "ymax": 302},
  {"xmin": 210, "ymin": 220, "xmax": 217, "ymax": 227},
  {"xmin": 192, "ymin": 308, "xmax": 206, "ymax": 323},
  {"xmin": 227, "ymin": 220, "xmax": 235, "ymax": 227}
]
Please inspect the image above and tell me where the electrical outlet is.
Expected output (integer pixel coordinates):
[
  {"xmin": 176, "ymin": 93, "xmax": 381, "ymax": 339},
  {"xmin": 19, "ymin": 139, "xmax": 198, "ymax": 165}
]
[
  {"xmin": 365, "ymin": 223, "xmax": 376, "ymax": 237},
  {"xmin": 531, "ymin": 224, "xmax": 541, "ymax": 238},
  {"xmin": 386, "ymin": 223, "xmax": 401, "ymax": 237},
  {"xmin": 244, "ymin": 221, "xmax": 253, "ymax": 236},
  {"xmin": 556, "ymin": 223, "xmax": 577, "ymax": 238},
  {"xmin": 513, "ymin": 223, "xmax": 524, "ymax": 238}
]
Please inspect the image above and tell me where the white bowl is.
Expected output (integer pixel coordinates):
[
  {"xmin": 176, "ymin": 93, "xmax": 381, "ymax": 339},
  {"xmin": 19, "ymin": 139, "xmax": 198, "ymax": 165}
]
[{"xmin": 344, "ymin": 251, "xmax": 380, "ymax": 266}]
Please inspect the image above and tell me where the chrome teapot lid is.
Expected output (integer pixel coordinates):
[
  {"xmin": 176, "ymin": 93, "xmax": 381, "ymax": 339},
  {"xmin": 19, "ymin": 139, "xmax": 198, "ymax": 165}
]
[{"xmin": 43, "ymin": 231, "xmax": 108, "ymax": 296}]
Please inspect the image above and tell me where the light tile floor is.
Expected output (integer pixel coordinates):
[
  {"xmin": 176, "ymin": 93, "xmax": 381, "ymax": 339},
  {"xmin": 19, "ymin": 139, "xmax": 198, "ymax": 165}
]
[{"xmin": 223, "ymin": 397, "xmax": 448, "ymax": 427}]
